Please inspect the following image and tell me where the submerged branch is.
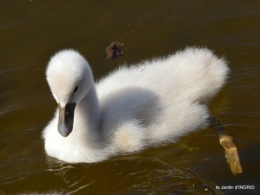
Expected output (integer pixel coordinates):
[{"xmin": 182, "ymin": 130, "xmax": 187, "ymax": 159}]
[{"xmin": 208, "ymin": 116, "xmax": 242, "ymax": 175}]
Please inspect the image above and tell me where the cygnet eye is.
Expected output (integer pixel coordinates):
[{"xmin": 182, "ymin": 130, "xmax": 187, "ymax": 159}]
[{"xmin": 73, "ymin": 85, "xmax": 79, "ymax": 94}]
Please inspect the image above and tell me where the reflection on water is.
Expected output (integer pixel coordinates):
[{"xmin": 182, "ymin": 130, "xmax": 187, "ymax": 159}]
[
  {"xmin": 1, "ymin": 0, "xmax": 260, "ymax": 194},
  {"xmin": 44, "ymin": 148, "xmax": 224, "ymax": 195}
]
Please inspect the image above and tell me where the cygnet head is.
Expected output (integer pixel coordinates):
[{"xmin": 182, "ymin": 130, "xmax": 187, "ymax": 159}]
[{"xmin": 46, "ymin": 49, "xmax": 93, "ymax": 137}]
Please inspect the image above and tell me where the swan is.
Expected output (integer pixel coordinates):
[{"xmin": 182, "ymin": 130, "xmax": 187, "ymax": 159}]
[{"xmin": 42, "ymin": 47, "xmax": 229, "ymax": 163}]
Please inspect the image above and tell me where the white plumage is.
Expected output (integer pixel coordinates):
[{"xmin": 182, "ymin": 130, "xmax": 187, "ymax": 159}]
[{"xmin": 42, "ymin": 47, "xmax": 229, "ymax": 163}]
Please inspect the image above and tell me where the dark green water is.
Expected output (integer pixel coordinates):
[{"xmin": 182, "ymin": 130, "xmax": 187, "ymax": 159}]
[{"xmin": 0, "ymin": 0, "xmax": 260, "ymax": 194}]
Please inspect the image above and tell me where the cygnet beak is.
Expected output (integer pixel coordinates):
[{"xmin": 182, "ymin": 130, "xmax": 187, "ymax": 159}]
[{"xmin": 58, "ymin": 103, "xmax": 76, "ymax": 137}]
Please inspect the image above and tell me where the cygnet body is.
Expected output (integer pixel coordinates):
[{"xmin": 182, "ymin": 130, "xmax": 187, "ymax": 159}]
[{"xmin": 42, "ymin": 47, "xmax": 229, "ymax": 163}]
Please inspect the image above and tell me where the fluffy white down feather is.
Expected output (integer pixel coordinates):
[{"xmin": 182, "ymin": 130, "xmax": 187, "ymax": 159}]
[{"xmin": 42, "ymin": 47, "xmax": 229, "ymax": 163}]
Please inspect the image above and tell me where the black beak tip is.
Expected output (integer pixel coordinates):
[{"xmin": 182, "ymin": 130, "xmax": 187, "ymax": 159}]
[
  {"xmin": 58, "ymin": 125, "xmax": 72, "ymax": 137},
  {"xmin": 60, "ymin": 131, "xmax": 70, "ymax": 137}
]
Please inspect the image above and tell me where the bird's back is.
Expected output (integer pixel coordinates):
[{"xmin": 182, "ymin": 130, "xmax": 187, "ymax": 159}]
[
  {"xmin": 96, "ymin": 47, "xmax": 229, "ymax": 147},
  {"xmin": 97, "ymin": 47, "xmax": 229, "ymax": 107}
]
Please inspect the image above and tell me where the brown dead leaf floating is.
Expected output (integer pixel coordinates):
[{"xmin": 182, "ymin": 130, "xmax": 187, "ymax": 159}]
[
  {"xmin": 105, "ymin": 42, "xmax": 125, "ymax": 60},
  {"xmin": 209, "ymin": 117, "xmax": 242, "ymax": 175}
]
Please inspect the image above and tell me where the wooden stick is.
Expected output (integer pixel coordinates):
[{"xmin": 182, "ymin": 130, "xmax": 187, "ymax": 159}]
[{"xmin": 208, "ymin": 116, "xmax": 242, "ymax": 175}]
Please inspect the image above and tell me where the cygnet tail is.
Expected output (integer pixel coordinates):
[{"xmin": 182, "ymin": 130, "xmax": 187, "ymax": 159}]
[{"xmin": 172, "ymin": 47, "xmax": 230, "ymax": 104}]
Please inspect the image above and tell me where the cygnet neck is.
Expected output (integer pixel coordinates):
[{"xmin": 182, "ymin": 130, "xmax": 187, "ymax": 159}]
[{"xmin": 74, "ymin": 84, "xmax": 101, "ymax": 146}]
